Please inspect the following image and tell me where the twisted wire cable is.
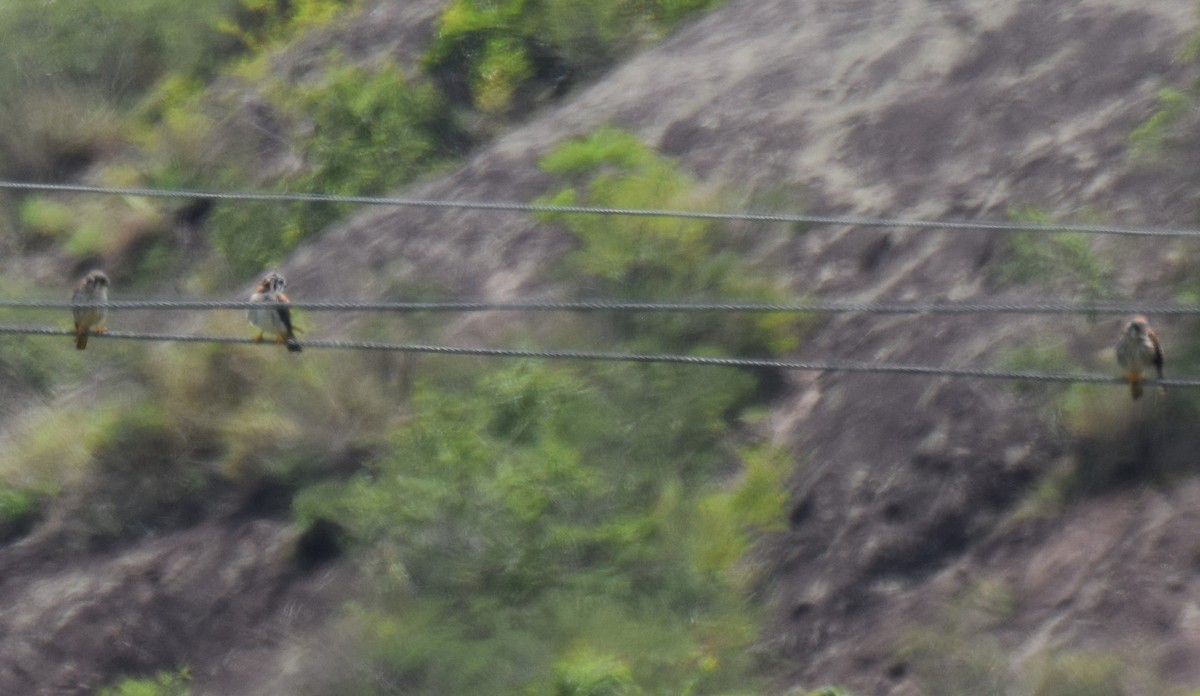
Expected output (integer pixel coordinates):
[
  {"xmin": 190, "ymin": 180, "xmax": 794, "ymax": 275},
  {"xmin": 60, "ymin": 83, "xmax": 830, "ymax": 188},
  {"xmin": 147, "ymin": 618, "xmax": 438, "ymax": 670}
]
[
  {"xmin": 2, "ymin": 180, "xmax": 1197, "ymax": 237},
  {"xmin": 7, "ymin": 298, "xmax": 1200, "ymax": 315},
  {"xmin": 0, "ymin": 324, "xmax": 1186, "ymax": 388}
]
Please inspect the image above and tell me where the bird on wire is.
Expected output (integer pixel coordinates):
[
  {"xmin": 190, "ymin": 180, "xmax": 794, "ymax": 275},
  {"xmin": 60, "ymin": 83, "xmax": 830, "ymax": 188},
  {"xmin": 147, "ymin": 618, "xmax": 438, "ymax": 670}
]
[
  {"xmin": 248, "ymin": 271, "xmax": 302, "ymax": 353},
  {"xmin": 1116, "ymin": 314, "xmax": 1164, "ymax": 400},
  {"xmin": 71, "ymin": 270, "xmax": 110, "ymax": 350}
]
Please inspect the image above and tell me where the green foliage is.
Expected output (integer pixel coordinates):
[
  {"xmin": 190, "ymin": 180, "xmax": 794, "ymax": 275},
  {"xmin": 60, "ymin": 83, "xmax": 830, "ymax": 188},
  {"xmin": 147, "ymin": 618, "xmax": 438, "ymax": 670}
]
[
  {"xmin": 218, "ymin": 0, "xmax": 353, "ymax": 52},
  {"xmin": 1128, "ymin": 87, "xmax": 1192, "ymax": 159},
  {"xmin": 0, "ymin": 400, "xmax": 125, "ymax": 494},
  {"xmin": 994, "ymin": 206, "xmax": 1114, "ymax": 298},
  {"xmin": 425, "ymin": 0, "xmax": 725, "ymax": 114},
  {"xmin": 0, "ymin": 487, "xmax": 39, "ymax": 525},
  {"xmin": 898, "ymin": 614, "xmax": 1009, "ymax": 696},
  {"xmin": 0, "ymin": 0, "xmax": 241, "ymax": 178},
  {"xmin": 0, "ymin": 89, "xmax": 125, "ymax": 180},
  {"xmin": 1030, "ymin": 652, "xmax": 1123, "ymax": 696},
  {"xmin": 132, "ymin": 77, "xmax": 226, "ymax": 189},
  {"xmin": 692, "ymin": 443, "xmax": 791, "ymax": 578},
  {"xmin": 0, "ymin": 485, "xmax": 43, "ymax": 541},
  {"xmin": 899, "ymin": 583, "xmax": 1143, "ymax": 696},
  {"xmin": 58, "ymin": 404, "xmax": 211, "ymax": 548},
  {"xmin": 998, "ymin": 337, "xmax": 1074, "ymax": 398},
  {"xmin": 138, "ymin": 336, "xmax": 406, "ymax": 492},
  {"xmin": 537, "ymin": 127, "xmax": 804, "ymax": 355},
  {"xmin": 799, "ymin": 689, "xmax": 857, "ymax": 696},
  {"xmin": 19, "ymin": 197, "xmax": 77, "ymax": 238},
  {"xmin": 16, "ymin": 194, "xmax": 169, "ymax": 263},
  {"xmin": 0, "ymin": 0, "xmax": 236, "ymax": 103},
  {"xmin": 211, "ymin": 63, "xmax": 467, "ymax": 276},
  {"xmin": 554, "ymin": 647, "xmax": 637, "ymax": 696},
  {"xmin": 293, "ymin": 360, "xmax": 776, "ymax": 695},
  {"xmin": 98, "ymin": 667, "xmax": 192, "ymax": 696}
]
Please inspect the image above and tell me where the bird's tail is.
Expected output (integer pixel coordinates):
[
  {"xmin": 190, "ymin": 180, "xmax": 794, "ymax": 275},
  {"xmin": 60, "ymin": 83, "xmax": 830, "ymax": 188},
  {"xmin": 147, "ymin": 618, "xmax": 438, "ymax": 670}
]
[
  {"xmin": 285, "ymin": 329, "xmax": 302, "ymax": 353},
  {"xmin": 1129, "ymin": 377, "xmax": 1143, "ymax": 401},
  {"xmin": 75, "ymin": 325, "xmax": 88, "ymax": 351}
]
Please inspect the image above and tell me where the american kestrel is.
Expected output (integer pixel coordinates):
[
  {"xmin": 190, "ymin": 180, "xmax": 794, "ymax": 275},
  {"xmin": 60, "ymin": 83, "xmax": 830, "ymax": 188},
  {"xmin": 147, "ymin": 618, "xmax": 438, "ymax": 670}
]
[
  {"xmin": 71, "ymin": 270, "xmax": 109, "ymax": 350},
  {"xmin": 1116, "ymin": 315, "xmax": 1164, "ymax": 400},
  {"xmin": 248, "ymin": 272, "xmax": 301, "ymax": 353}
]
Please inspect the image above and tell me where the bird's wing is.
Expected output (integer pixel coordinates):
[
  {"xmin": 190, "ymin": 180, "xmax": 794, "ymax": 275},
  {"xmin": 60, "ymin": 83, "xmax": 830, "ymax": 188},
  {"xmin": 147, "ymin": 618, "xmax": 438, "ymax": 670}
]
[
  {"xmin": 275, "ymin": 292, "xmax": 296, "ymax": 333},
  {"xmin": 1150, "ymin": 329, "xmax": 1165, "ymax": 378}
]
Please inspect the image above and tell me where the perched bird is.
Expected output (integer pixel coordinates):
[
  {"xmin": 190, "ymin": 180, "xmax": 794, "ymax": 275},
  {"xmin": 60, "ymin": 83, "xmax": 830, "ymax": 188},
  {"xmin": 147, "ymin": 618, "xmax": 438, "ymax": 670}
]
[
  {"xmin": 1116, "ymin": 315, "xmax": 1164, "ymax": 400},
  {"xmin": 71, "ymin": 270, "xmax": 110, "ymax": 350},
  {"xmin": 248, "ymin": 272, "xmax": 301, "ymax": 353}
]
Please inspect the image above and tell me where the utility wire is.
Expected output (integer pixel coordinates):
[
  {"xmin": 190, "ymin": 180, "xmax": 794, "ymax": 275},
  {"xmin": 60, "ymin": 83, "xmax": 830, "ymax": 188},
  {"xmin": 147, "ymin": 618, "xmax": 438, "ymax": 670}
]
[
  {"xmin": 1, "ymin": 180, "xmax": 1196, "ymax": 238},
  {"xmin": 0, "ymin": 324, "xmax": 1188, "ymax": 388},
  {"xmin": 10, "ymin": 298, "xmax": 1200, "ymax": 315}
]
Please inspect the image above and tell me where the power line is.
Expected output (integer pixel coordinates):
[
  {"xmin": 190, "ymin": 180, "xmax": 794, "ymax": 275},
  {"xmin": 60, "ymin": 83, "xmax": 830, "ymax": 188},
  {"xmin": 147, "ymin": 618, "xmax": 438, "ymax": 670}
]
[
  {"xmin": 0, "ymin": 324, "xmax": 1188, "ymax": 388},
  {"xmin": 8, "ymin": 298, "xmax": 1200, "ymax": 315},
  {"xmin": 1, "ymin": 180, "xmax": 1196, "ymax": 238}
]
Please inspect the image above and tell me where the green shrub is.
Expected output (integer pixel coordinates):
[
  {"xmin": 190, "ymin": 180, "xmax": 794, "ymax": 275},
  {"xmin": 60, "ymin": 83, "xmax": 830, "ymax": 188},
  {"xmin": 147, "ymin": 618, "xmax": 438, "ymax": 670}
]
[
  {"xmin": 211, "ymin": 63, "xmax": 467, "ymax": 276},
  {"xmin": 56, "ymin": 405, "xmax": 211, "ymax": 549},
  {"xmin": 998, "ymin": 338, "xmax": 1075, "ymax": 399},
  {"xmin": 98, "ymin": 667, "xmax": 192, "ymax": 696},
  {"xmin": 897, "ymin": 619, "xmax": 1010, "ymax": 696},
  {"xmin": 424, "ymin": 0, "xmax": 726, "ymax": 114},
  {"xmin": 0, "ymin": 0, "xmax": 243, "ymax": 179},
  {"xmin": 0, "ymin": 402, "xmax": 123, "ymax": 494},
  {"xmin": 537, "ymin": 127, "xmax": 804, "ymax": 355},
  {"xmin": 0, "ymin": 89, "xmax": 125, "ymax": 180},
  {"xmin": 1128, "ymin": 87, "xmax": 1192, "ymax": 159},
  {"xmin": 0, "ymin": 0, "xmax": 236, "ymax": 103},
  {"xmin": 1031, "ymin": 652, "xmax": 1123, "ymax": 696},
  {"xmin": 293, "ymin": 360, "xmax": 776, "ymax": 695},
  {"xmin": 994, "ymin": 206, "xmax": 1114, "ymax": 298},
  {"xmin": 0, "ymin": 485, "xmax": 43, "ymax": 542},
  {"xmin": 554, "ymin": 647, "xmax": 637, "ymax": 696},
  {"xmin": 218, "ymin": 0, "xmax": 353, "ymax": 53}
]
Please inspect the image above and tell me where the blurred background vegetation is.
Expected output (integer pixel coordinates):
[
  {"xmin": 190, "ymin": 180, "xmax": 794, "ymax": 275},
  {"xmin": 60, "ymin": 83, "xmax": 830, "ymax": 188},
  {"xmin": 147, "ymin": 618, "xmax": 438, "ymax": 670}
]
[
  {"xmin": 10, "ymin": 0, "xmax": 1193, "ymax": 692},
  {"xmin": 0, "ymin": 0, "xmax": 825, "ymax": 693}
]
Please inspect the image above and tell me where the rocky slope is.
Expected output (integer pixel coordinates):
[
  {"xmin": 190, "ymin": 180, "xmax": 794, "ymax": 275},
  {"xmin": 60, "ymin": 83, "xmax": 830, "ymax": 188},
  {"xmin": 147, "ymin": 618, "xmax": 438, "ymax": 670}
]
[
  {"xmin": 285, "ymin": 0, "xmax": 1200, "ymax": 692},
  {"xmin": 3, "ymin": 0, "xmax": 1200, "ymax": 693}
]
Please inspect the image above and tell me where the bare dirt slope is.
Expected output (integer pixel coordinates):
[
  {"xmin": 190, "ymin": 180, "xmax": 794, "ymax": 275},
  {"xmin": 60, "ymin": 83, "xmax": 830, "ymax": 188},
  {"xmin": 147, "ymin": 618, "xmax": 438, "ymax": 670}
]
[{"xmin": 4, "ymin": 0, "xmax": 1200, "ymax": 693}]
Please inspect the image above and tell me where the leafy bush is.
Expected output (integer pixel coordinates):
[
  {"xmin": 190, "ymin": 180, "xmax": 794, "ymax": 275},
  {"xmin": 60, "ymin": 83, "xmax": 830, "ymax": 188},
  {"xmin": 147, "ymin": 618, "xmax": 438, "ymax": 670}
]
[
  {"xmin": 0, "ymin": 485, "xmax": 43, "ymax": 542},
  {"xmin": 136, "ymin": 335, "xmax": 404, "ymax": 490},
  {"xmin": 0, "ymin": 0, "xmax": 236, "ymax": 103},
  {"xmin": 424, "ymin": 0, "xmax": 726, "ymax": 114},
  {"xmin": 218, "ymin": 0, "xmax": 354, "ymax": 53},
  {"xmin": 994, "ymin": 206, "xmax": 1114, "ymax": 298},
  {"xmin": 0, "ymin": 0, "xmax": 241, "ymax": 179},
  {"xmin": 0, "ymin": 401, "xmax": 123, "ymax": 494},
  {"xmin": 98, "ymin": 668, "xmax": 192, "ymax": 696},
  {"xmin": 554, "ymin": 647, "xmax": 636, "ymax": 696},
  {"xmin": 537, "ymin": 127, "xmax": 803, "ymax": 355},
  {"xmin": 211, "ymin": 63, "xmax": 467, "ymax": 276},
  {"xmin": 53, "ymin": 404, "xmax": 212, "ymax": 549},
  {"xmin": 293, "ymin": 359, "xmax": 777, "ymax": 695},
  {"xmin": 1128, "ymin": 87, "xmax": 1192, "ymax": 159},
  {"xmin": 1031, "ymin": 652, "xmax": 1123, "ymax": 696}
]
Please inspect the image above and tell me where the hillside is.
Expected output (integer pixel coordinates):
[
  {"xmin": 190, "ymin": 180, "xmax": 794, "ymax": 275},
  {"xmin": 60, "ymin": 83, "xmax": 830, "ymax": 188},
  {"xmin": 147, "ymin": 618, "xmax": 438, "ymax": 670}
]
[
  {"xmin": 2, "ymin": 0, "xmax": 1200, "ymax": 694},
  {"xmin": 289, "ymin": 2, "xmax": 1200, "ymax": 689}
]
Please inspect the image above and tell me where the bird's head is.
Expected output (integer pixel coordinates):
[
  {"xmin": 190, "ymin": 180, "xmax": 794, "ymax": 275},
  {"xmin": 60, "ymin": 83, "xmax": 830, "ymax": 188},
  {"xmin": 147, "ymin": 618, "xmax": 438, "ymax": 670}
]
[
  {"xmin": 83, "ymin": 270, "xmax": 109, "ymax": 290},
  {"xmin": 257, "ymin": 272, "xmax": 286, "ymax": 294},
  {"xmin": 1126, "ymin": 315, "xmax": 1149, "ymax": 336}
]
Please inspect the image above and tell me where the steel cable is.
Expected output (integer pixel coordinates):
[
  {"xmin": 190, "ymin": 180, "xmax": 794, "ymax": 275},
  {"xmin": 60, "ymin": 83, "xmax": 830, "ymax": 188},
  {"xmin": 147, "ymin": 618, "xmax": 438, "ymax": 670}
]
[
  {"xmin": 2, "ymin": 180, "xmax": 1197, "ymax": 238},
  {"xmin": 0, "ymin": 324, "xmax": 1186, "ymax": 388}
]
